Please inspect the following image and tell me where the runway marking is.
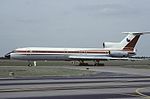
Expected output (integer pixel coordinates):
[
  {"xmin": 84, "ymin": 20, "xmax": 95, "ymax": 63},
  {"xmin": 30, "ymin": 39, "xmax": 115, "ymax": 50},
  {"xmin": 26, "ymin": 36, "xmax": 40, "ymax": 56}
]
[
  {"xmin": 119, "ymin": 93, "xmax": 141, "ymax": 97},
  {"xmin": 1, "ymin": 84, "xmax": 150, "ymax": 93},
  {"xmin": 136, "ymin": 88, "xmax": 150, "ymax": 99}
]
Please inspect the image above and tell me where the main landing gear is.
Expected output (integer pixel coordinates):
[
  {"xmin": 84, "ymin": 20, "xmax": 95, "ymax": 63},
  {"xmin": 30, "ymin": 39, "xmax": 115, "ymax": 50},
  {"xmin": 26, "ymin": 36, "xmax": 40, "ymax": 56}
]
[
  {"xmin": 78, "ymin": 60, "xmax": 104, "ymax": 66},
  {"xmin": 94, "ymin": 60, "xmax": 100, "ymax": 66},
  {"xmin": 79, "ymin": 60, "xmax": 89, "ymax": 66},
  {"xmin": 94, "ymin": 60, "xmax": 104, "ymax": 66}
]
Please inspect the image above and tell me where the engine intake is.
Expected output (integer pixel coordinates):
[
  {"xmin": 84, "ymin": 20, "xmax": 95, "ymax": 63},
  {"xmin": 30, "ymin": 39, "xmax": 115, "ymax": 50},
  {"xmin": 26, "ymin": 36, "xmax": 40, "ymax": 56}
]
[{"xmin": 103, "ymin": 42, "xmax": 120, "ymax": 48}]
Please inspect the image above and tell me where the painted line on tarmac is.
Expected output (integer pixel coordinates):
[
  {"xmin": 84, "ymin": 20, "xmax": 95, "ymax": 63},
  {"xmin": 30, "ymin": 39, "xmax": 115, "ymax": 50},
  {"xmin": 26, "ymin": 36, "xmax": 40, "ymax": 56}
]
[
  {"xmin": 136, "ymin": 88, "xmax": 150, "ymax": 99},
  {"xmin": 119, "ymin": 93, "xmax": 141, "ymax": 97},
  {"xmin": 1, "ymin": 84, "xmax": 150, "ymax": 93}
]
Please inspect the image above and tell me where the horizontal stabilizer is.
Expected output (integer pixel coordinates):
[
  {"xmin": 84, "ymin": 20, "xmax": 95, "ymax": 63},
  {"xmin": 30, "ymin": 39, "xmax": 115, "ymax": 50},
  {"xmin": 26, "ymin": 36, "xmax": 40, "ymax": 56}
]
[{"xmin": 122, "ymin": 32, "xmax": 150, "ymax": 35}]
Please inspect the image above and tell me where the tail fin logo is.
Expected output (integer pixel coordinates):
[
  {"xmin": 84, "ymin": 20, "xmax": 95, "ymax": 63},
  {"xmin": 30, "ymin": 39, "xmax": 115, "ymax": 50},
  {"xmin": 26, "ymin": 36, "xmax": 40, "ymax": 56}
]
[{"xmin": 126, "ymin": 38, "xmax": 130, "ymax": 42}]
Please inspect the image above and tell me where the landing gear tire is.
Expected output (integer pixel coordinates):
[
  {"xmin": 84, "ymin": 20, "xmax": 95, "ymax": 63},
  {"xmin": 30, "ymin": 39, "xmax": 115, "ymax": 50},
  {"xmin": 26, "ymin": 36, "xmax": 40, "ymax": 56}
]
[
  {"xmin": 94, "ymin": 63, "xmax": 99, "ymax": 66},
  {"xmin": 28, "ymin": 61, "xmax": 32, "ymax": 67},
  {"xmin": 28, "ymin": 64, "xmax": 32, "ymax": 67},
  {"xmin": 94, "ymin": 63, "xmax": 104, "ymax": 66},
  {"xmin": 79, "ymin": 60, "xmax": 89, "ymax": 66}
]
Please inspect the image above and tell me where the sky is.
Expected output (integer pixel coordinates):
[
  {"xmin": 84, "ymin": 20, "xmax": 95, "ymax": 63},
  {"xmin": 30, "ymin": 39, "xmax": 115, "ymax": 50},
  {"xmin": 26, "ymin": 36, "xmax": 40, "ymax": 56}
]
[{"xmin": 0, "ymin": 0, "xmax": 150, "ymax": 56}]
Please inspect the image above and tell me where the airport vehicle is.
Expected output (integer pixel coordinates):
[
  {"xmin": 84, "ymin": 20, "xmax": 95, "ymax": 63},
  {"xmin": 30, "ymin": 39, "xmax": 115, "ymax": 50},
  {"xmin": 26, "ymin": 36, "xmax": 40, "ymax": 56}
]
[{"xmin": 5, "ymin": 32, "xmax": 150, "ymax": 66}]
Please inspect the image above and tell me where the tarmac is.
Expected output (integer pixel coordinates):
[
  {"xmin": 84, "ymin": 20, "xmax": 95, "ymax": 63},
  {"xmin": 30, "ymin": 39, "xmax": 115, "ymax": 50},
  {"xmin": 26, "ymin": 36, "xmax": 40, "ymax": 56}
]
[{"xmin": 0, "ymin": 65, "xmax": 150, "ymax": 99}]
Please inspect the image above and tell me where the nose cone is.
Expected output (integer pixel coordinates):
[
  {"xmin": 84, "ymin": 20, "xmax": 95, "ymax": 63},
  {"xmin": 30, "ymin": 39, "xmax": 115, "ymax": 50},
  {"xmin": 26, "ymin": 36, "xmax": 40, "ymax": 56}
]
[{"xmin": 5, "ymin": 53, "xmax": 11, "ymax": 59}]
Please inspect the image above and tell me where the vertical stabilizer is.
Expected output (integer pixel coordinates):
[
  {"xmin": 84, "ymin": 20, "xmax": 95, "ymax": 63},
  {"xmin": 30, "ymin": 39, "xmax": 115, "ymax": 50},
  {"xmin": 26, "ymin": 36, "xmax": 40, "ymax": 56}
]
[
  {"xmin": 121, "ymin": 32, "xmax": 150, "ymax": 51},
  {"xmin": 103, "ymin": 32, "xmax": 150, "ymax": 50}
]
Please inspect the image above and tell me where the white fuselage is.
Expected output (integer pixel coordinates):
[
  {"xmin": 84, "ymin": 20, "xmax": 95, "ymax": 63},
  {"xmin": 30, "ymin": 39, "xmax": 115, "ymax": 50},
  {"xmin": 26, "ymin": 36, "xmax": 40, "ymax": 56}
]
[
  {"xmin": 8, "ymin": 47, "xmax": 134, "ymax": 61},
  {"xmin": 10, "ymin": 47, "xmax": 108, "ymax": 60}
]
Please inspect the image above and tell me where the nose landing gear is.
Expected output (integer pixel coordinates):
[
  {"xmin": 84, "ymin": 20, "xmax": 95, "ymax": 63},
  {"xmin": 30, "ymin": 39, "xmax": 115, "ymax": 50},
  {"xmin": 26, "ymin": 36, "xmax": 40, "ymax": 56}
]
[{"xmin": 28, "ymin": 61, "xmax": 37, "ymax": 67}]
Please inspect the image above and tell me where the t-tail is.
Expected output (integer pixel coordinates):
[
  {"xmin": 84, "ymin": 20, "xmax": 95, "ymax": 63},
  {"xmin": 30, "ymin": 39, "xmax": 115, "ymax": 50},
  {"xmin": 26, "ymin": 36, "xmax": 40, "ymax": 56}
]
[{"xmin": 103, "ymin": 32, "xmax": 150, "ymax": 51}]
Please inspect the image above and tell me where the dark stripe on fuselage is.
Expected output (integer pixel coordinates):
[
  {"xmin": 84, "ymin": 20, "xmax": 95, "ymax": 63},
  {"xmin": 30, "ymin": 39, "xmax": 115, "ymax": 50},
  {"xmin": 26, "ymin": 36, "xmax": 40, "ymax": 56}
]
[
  {"xmin": 14, "ymin": 50, "xmax": 135, "ymax": 55},
  {"xmin": 15, "ymin": 50, "xmax": 109, "ymax": 54}
]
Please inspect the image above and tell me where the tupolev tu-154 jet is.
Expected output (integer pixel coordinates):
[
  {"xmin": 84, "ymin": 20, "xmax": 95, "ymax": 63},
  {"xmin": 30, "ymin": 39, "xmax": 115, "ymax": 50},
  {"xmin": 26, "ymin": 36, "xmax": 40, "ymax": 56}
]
[{"xmin": 5, "ymin": 32, "xmax": 150, "ymax": 66}]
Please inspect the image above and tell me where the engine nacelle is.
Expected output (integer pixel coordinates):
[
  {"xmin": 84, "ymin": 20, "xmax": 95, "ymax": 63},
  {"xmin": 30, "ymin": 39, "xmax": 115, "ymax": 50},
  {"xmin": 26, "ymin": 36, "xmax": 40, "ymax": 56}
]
[
  {"xmin": 103, "ymin": 42, "xmax": 120, "ymax": 48},
  {"xmin": 109, "ymin": 51, "xmax": 129, "ymax": 57}
]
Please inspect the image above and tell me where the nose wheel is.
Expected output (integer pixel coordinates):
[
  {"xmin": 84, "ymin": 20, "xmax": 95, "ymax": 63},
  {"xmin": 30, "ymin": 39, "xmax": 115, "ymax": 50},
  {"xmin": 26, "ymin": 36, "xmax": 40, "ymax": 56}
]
[
  {"xmin": 28, "ymin": 61, "xmax": 37, "ymax": 66},
  {"xmin": 28, "ymin": 61, "xmax": 32, "ymax": 67}
]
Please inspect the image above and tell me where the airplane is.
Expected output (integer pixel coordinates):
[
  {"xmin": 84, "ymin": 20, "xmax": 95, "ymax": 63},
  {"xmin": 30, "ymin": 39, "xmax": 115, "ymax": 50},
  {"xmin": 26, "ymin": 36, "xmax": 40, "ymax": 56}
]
[{"xmin": 5, "ymin": 32, "xmax": 150, "ymax": 66}]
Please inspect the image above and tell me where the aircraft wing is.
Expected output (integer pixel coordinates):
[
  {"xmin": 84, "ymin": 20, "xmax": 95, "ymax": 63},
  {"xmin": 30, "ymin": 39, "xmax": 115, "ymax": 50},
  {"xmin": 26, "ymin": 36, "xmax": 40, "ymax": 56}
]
[{"xmin": 69, "ymin": 55, "xmax": 142, "ymax": 61}]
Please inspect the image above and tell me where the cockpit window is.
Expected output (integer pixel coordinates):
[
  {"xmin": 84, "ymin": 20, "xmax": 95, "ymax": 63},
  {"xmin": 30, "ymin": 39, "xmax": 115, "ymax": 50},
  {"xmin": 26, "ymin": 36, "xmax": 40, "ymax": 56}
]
[{"xmin": 11, "ymin": 50, "xmax": 15, "ymax": 53}]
